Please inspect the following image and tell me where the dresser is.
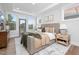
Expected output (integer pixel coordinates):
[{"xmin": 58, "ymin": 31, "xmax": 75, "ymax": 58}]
[{"xmin": 0, "ymin": 31, "xmax": 8, "ymax": 48}]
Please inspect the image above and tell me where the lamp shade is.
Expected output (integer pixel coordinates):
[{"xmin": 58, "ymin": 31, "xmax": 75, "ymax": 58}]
[{"xmin": 60, "ymin": 24, "xmax": 67, "ymax": 29}]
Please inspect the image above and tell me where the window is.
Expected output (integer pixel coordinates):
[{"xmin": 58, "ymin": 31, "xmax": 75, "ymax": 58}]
[
  {"xmin": 0, "ymin": 11, "xmax": 4, "ymax": 30},
  {"xmin": 8, "ymin": 14, "xmax": 16, "ymax": 30}
]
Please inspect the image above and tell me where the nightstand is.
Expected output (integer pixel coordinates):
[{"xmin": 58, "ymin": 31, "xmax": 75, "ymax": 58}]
[{"xmin": 55, "ymin": 33, "xmax": 70, "ymax": 46}]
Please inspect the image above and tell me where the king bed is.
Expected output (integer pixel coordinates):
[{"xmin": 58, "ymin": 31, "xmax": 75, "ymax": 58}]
[{"xmin": 21, "ymin": 23, "xmax": 60, "ymax": 55}]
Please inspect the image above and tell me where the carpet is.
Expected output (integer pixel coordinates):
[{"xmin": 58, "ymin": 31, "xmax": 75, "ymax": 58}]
[
  {"xmin": 0, "ymin": 39, "xmax": 16, "ymax": 55},
  {"xmin": 34, "ymin": 43, "xmax": 70, "ymax": 55},
  {"xmin": 65, "ymin": 45, "xmax": 79, "ymax": 55},
  {"xmin": 15, "ymin": 37, "xmax": 70, "ymax": 55}
]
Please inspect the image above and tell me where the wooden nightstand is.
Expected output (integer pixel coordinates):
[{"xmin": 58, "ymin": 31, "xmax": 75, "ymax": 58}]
[{"xmin": 55, "ymin": 33, "xmax": 70, "ymax": 46}]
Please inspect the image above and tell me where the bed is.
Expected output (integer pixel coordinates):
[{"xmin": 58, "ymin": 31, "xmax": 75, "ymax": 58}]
[{"xmin": 21, "ymin": 23, "xmax": 60, "ymax": 54}]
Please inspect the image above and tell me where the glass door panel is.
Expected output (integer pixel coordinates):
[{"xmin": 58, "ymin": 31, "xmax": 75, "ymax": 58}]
[{"xmin": 19, "ymin": 19, "xmax": 26, "ymax": 35}]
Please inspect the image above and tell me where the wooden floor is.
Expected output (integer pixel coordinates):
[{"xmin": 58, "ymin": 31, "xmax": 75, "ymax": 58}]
[
  {"xmin": 65, "ymin": 45, "xmax": 79, "ymax": 55},
  {"xmin": 0, "ymin": 39, "xmax": 16, "ymax": 55}
]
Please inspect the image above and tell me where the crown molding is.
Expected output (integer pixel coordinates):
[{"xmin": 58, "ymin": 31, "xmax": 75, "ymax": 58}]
[
  {"xmin": 12, "ymin": 3, "xmax": 60, "ymax": 16},
  {"xmin": 13, "ymin": 9, "xmax": 35, "ymax": 16},
  {"xmin": 36, "ymin": 3, "xmax": 59, "ymax": 14}
]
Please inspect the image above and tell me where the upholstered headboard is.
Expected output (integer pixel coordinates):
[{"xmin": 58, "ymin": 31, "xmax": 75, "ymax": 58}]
[{"xmin": 41, "ymin": 23, "xmax": 60, "ymax": 33}]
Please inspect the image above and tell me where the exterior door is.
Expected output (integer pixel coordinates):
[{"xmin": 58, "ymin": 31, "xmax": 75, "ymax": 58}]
[{"xmin": 19, "ymin": 19, "xmax": 26, "ymax": 35}]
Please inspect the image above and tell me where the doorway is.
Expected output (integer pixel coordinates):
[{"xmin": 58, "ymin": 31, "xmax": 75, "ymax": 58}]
[{"xmin": 19, "ymin": 19, "xmax": 26, "ymax": 36}]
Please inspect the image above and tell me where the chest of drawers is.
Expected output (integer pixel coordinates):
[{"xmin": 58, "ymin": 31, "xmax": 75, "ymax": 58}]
[{"xmin": 0, "ymin": 31, "xmax": 8, "ymax": 48}]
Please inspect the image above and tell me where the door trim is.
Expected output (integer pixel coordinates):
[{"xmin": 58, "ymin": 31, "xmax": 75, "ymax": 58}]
[{"xmin": 19, "ymin": 18, "xmax": 26, "ymax": 36}]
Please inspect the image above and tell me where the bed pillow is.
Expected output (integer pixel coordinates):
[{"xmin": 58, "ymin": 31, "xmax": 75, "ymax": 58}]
[
  {"xmin": 45, "ymin": 27, "xmax": 55, "ymax": 33},
  {"xmin": 44, "ymin": 32, "xmax": 55, "ymax": 40},
  {"xmin": 45, "ymin": 27, "xmax": 50, "ymax": 32}
]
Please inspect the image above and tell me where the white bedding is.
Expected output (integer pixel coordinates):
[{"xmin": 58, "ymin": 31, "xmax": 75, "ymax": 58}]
[{"xmin": 44, "ymin": 32, "xmax": 55, "ymax": 40}]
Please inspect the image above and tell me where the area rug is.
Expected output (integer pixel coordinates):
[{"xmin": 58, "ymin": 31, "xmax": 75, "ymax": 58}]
[
  {"xmin": 15, "ymin": 37, "xmax": 70, "ymax": 55},
  {"xmin": 0, "ymin": 39, "xmax": 16, "ymax": 55},
  {"xmin": 34, "ymin": 43, "xmax": 70, "ymax": 55},
  {"xmin": 65, "ymin": 45, "xmax": 79, "ymax": 55}
]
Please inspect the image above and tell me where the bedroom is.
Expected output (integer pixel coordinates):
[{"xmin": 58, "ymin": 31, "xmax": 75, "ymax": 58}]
[{"xmin": 0, "ymin": 3, "xmax": 79, "ymax": 55}]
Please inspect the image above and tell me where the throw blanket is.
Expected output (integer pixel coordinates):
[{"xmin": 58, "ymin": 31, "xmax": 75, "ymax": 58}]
[
  {"xmin": 21, "ymin": 33, "xmax": 27, "ymax": 48},
  {"xmin": 21, "ymin": 32, "xmax": 42, "ymax": 48},
  {"xmin": 28, "ymin": 32, "xmax": 42, "ymax": 39}
]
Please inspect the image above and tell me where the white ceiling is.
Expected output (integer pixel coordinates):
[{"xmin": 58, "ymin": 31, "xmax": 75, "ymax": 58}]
[
  {"xmin": 13, "ymin": 3, "xmax": 52, "ymax": 13},
  {"xmin": 0, "ymin": 3, "xmax": 59, "ymax": 15}
]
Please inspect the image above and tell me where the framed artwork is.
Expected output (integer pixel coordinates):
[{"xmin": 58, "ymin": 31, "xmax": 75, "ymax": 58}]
[
  {"xmin": 64, "ymin": 5, "xmax": 79, "ymax": 20},
  {"xmin": 28, "ymin": 24, "xmax": 33, "ymax": 30}
]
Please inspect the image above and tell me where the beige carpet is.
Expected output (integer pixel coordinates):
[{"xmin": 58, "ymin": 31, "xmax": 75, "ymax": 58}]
[
  {"xmin": 0, "ymin": 39, "xmax": 16, "ymax": 55},
  {"xmin": 65, "ymin": 45, "xmax": 79, "ymax": 55}
]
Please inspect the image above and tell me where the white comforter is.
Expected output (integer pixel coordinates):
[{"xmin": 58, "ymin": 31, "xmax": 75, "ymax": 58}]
[{"xmin": 44, "ymin": 32, "xmax": 55, "ymax": 40}]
